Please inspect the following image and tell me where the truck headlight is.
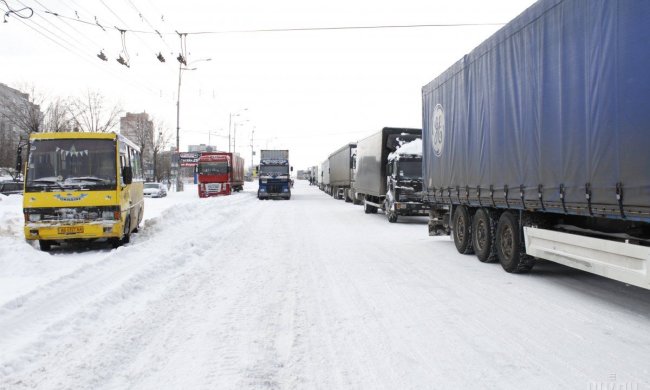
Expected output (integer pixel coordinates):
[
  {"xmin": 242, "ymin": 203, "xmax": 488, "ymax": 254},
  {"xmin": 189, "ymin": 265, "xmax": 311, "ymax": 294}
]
[{"xmin": 28, "ymin": 213, "xmax": 41, "ymax": 222}]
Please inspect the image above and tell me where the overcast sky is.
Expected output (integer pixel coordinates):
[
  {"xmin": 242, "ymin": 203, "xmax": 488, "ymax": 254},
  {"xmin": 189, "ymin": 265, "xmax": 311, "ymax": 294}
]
[{"xmin": 2, "ymin": 0, "xmax": 536, "ymax": 169}]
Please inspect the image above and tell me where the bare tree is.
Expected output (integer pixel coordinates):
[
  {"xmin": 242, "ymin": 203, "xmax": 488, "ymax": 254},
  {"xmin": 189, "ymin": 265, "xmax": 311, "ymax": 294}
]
[
  {"xmin": 68, "ymin": 90, "xmax": 122, "ymax": 132},
  {"xmin": 44, "ymin": 97, "xmax": 73, "ymax": 133}
]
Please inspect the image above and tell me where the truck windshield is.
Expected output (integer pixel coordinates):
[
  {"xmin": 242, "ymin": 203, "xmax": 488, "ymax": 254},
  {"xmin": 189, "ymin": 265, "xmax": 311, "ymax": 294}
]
[
  {"xmin": 398, "ymin": 160, "xmax": 422, "ymax": 180},
  {"xmin": 25, "ymin": 139, "xmax": 117, "ymax": 191},
  {"xmin": 198, "ymin": 162, "xmax": 228, "ymax": 174},
  {"xmin": 260, "ymin": 166, "xmax": 289, "ymax": 176}
]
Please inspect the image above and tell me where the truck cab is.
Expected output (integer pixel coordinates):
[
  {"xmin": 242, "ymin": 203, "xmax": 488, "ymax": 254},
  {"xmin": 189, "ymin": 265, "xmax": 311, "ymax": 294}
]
[
  {"xmin": 385, "ymin": 155, "xmax": 428, "ymax": 222},
  {"xmin": 257, "ymin": 150, "xmax": 292, "ymax": 200},
  {"xmin": 197, "ymin": 152, "xmax": 244, "ymax": 197}
]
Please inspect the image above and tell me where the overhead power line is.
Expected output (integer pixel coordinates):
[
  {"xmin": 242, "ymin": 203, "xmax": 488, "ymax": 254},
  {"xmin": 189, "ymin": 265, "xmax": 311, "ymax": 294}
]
[
  {"xmin": 12, "ymin": 7, "xmax": 161, "ymax": 96},
  {"xmin": 187, "ymin": 23, "xmax": 506, "ymax": 35},
  {"xmin": 42, "ymin": 11, "xmax": 506, "ymax": 35},
  {"xmin": 0, "ymin": 0, "xmax": 33, "ymax": 22},
  {"xmin": 123, "ymin": 0, "xmax": 173, "ymax": 51}
]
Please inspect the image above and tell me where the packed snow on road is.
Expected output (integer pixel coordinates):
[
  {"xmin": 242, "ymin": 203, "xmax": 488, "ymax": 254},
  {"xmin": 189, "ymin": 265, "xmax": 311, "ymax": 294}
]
[{"xmin": 0, "ymin": 181, "xmax": 649, "ymax": 389}]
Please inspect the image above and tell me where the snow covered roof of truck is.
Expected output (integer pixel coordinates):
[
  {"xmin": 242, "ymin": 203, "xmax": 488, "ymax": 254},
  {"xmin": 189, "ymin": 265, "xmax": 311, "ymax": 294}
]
[{"xmin": 388, "ymin": 139, "xmax": 422, "ymax": 161}]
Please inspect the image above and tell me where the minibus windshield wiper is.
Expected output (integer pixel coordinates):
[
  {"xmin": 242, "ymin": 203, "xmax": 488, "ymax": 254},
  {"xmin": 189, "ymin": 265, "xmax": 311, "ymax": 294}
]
[
  {"xmin": 29, "ymin": 178, "xmax": 66, "ymax": 190},
  {"xmin": 66, "ymin": 176, "xmax": 109, "ymax": 183}
]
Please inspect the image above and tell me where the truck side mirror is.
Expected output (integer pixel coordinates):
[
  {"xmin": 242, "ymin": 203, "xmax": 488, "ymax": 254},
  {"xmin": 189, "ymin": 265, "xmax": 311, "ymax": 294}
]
[
  {"xmin": 122, "ymin": 166, "xmax": 133, "ymax": 185},
  {"xmin": 291, "ymin": 166, "xmax": 293, "ymax": 172}
]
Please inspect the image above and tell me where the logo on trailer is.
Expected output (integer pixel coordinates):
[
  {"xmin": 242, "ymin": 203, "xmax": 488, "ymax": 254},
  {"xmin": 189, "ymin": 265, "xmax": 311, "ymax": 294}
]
[{"xmin": 432, "ymin": 104, "xmax": 445, "ymax": 157}]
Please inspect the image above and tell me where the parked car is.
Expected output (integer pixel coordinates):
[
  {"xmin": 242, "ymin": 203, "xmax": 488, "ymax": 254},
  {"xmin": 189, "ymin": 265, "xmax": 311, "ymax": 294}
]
[
  {"xmin": 143, "ymin": 182, "xmax": 167, "ymax": 198},
  {"xmin": 0, "ymin": 180, "xmax": 23, "ymax": 196}
]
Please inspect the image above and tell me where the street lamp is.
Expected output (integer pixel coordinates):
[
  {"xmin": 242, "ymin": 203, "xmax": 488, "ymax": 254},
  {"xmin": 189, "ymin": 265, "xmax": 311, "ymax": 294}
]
[
  {"xmin": 228, "ymin": 108, "xmax": 247, "ymax": 153},
  {"xmin": 175, "ymin": 57, "xmax": 211, "ymax": 191},
  {"xmin": 233, "ymin": 118, "xmax": 249, "ymax": 156}
]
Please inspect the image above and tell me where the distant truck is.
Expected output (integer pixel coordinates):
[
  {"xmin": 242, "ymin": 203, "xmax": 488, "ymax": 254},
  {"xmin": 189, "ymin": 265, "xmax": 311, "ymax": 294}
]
[
  {"xmin": 422, "ymin": 0, "xmax": 650, "ymax": 289},
  {"xmin": 353, "ymin": 127, "xmax": 427, "ymax": 220},
  {"xmin": 328, "ymin": 143, "xmax": 356, "ymax": 202},
  {"xmin": 258, "ymin": 150, "xmax": 292, "ymax": 200},
  {"xmin": 309, "ymin": 165, "xmax": 318, "ymax": 186},
  {"xmin": 197, "ymin": 152, "xmax": 244, "ymax": 197},
  {"xmin": 296, "ymin": 170, "xmax": 310, "ymax": 180},
  {"xmin": 320, "ymin": 158, "xmax": 330, "ymax": 193}
]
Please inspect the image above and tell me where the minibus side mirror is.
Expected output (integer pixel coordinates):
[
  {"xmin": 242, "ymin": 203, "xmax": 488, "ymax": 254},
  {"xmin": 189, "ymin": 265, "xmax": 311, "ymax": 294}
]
[{"xmin": 122, "ymin": 166, "xmax": 133, "ymax": 185}]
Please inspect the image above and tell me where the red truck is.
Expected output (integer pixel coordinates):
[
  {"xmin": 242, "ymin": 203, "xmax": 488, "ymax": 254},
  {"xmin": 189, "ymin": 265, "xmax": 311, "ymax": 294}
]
[{"xmin": 197, "ymin": 152, "xmax": 244, "ymax": 197}]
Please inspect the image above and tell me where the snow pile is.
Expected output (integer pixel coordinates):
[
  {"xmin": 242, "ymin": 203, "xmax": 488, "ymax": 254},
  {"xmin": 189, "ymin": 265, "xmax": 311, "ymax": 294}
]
[{"xmin": 388, "ymin": 138, "xmax": 422, "ymax": 161}]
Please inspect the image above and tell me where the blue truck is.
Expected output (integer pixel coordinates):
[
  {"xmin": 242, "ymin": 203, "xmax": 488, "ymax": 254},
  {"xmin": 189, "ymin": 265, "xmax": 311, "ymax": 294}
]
[
  {"xmin": 422, "ymin": 0, "xmax": 650, "ymax": 289},
  {"xmin": 257, "ymin": 149, "xmax": 292, "ymax": 200}
]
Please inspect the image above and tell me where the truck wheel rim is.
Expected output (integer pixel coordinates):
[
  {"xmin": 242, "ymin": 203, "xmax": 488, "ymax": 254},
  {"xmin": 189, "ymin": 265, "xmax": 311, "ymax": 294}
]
[
  {"xmin": 476, "ymin": 220, "xmax": 487, "ymax": 250},
  {"xmin": 456, "ymin": 216, "xmax": 466, "ymax": 242}
]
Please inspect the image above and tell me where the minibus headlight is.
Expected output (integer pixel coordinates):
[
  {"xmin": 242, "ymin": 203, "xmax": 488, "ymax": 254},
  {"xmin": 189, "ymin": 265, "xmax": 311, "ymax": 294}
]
[
  {"xmin": 102, "ymin": 209, "xmax": 120, "ymax": 220},
  {"xmin": 28, "ymin": 213, "xmax": 41, "ymax": 222}
]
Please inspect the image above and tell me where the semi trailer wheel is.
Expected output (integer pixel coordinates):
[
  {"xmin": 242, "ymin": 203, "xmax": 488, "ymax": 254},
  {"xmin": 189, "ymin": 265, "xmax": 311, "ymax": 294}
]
[
  {"xmin": 452, "ymin": 205, "xmax": 474, "ymax": 254},
  {"xmin": 496, "ymin": 211, "xmax": 535, "ymax": 273},
  {"xmin": 472, "ymin": 208, "xmax": 497, "ymax": 263}
]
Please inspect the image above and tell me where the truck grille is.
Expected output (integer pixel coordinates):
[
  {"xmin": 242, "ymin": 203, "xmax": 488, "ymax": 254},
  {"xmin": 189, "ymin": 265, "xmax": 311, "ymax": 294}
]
[{"xmin": 266, "ymin": 184, "xmax": 283, "ymax": 193}]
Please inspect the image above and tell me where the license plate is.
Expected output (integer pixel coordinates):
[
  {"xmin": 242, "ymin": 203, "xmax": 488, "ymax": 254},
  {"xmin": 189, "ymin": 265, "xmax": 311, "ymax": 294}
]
[{"xmin": 58, "ymin": 226, "xmax": 84, "ymax": 234}]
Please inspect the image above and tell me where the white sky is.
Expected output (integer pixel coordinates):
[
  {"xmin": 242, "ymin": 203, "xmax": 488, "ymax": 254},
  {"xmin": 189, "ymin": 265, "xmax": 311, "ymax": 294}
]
[{"xmin": 1, "ymin": 0, "xmax": 537, "ymax": 169}]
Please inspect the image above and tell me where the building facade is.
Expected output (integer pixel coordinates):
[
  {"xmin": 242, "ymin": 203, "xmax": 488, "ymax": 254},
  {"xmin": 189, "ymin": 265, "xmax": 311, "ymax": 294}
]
[
  {"xmin": 120, "ymin": 112, "xmax": 154, "ymax": 179},
  {"xmin": 0, "ymin": 83, "xmax": 42, "ymax": 170},
  {"xmin": 188, "ymin": 144, "xmax": 218, "ymax": 153}
]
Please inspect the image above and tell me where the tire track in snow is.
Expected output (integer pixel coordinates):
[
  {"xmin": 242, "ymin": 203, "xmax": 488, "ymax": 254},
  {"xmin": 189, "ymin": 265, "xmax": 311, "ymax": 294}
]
[{"xmin": 0, "ymin": 193, "xmax": 255, "ymax": 387}]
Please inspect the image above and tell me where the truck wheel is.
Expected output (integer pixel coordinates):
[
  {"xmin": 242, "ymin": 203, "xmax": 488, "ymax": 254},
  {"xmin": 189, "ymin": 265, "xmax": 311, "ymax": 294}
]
[
  {"xmin": 496, "ymin": 211, "xmax": 535, "ymax": 273},
  {"xmin": 344, "ymin": 189, "xmax": 352, "ymax": 203},
  {"xmin": 452, "ymin": 205, "xmax": 474, "ymax": 254},
  {"xmin": 39, "ymin": 240, "xmax": 52, "ymax": 251},
  {"xmin": 364, "ymin": 199, "xmax": 377, "ymax": 214},
  {"xmin": 472, "ymin": 208, "xmax": 497, "ymax": 263},
  {"xmin": 385, "ymin": 198, "xmax": 398, "ymax": 223}
]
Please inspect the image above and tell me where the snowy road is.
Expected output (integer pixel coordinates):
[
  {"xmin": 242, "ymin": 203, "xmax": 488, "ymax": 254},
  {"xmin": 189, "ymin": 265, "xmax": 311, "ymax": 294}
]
[{"xmin": 1, "ymin": 182, "xmax": 650, "ymax": 389}]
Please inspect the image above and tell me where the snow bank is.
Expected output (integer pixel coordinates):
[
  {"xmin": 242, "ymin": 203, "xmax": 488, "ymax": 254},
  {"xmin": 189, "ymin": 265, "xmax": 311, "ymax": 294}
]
[{"xmin": 0, "ymin": 185, "xmax": 201, "ymax": 308}]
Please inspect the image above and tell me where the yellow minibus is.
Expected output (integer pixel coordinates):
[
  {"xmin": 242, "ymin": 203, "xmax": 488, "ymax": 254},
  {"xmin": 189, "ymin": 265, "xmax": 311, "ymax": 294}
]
[{"xmin": 22, "ymin": 132, "xmax": 144, "ymax": 251}]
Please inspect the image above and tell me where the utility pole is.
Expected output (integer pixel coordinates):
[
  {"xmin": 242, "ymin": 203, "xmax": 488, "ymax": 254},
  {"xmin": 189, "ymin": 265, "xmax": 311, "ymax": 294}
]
[
  {"xmin": 228, "ymin": 113, "xmax": 232, "ymax": 153},
  {"xmin": 228, "ymin": 108, "xmax": 247, "ymax": 154},
  {"xmin": 250, "ymin": 126, "xmax": 255, "ymax": 172}
]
